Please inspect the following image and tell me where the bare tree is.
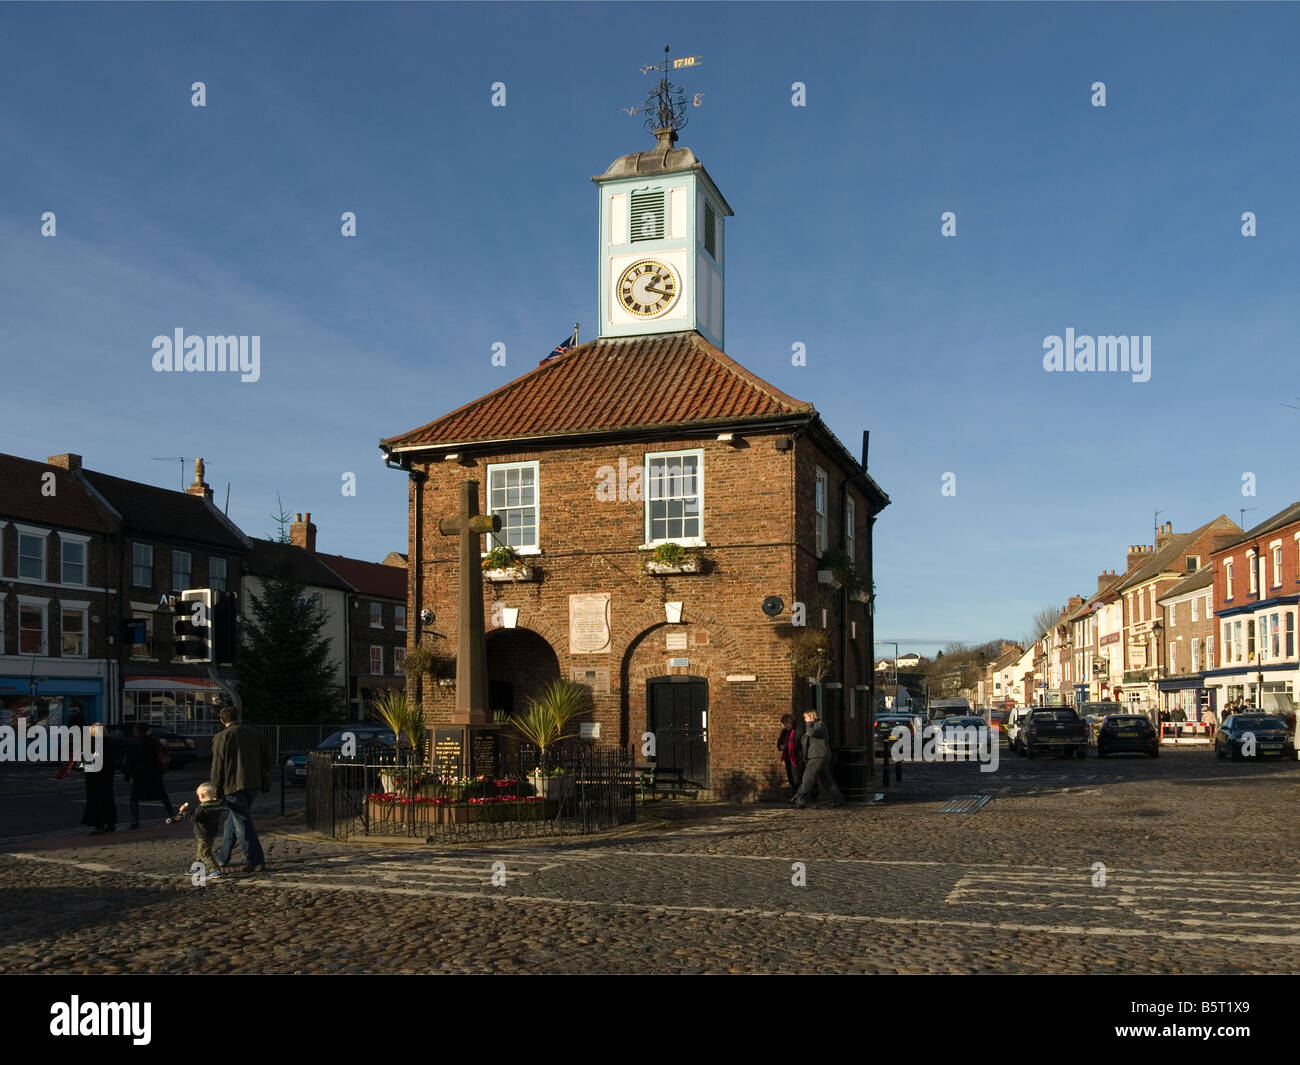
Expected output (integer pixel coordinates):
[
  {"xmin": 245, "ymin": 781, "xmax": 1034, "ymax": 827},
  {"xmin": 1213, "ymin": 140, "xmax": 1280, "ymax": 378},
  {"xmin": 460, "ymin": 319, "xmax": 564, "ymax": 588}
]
[{"xmin": 1030, "ymin": 604, "xmax": 1062, "ymax": 641}]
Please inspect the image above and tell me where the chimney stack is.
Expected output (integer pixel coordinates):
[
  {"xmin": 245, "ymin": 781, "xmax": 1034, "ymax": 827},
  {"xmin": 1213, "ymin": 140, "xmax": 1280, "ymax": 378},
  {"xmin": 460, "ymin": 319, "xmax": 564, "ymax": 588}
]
[
  {"xmin": 1126, "ymin": 545, "xmax": 1152, "ymax": 570},
  {"xmin": 47, "ymin": 453, "xmax": 82, "ymax": 472},
  {"xmin": 187, "ymin": 457, "xmax": 213, "ymax": 501},
  {"xmin": 291, "ymin": 512, "xmax": 317, "ymax": 553},
  {"xmin": 1155, "ymin": 521, "xmax": 1174, "ymax": 551}
]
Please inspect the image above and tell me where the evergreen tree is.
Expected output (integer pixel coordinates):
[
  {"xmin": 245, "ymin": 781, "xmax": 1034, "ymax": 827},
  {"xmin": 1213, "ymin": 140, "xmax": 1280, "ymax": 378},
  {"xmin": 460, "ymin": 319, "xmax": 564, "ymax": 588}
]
[{"xmin": 237, "ymin": 547, "xmax": 339, "ymax": 724}]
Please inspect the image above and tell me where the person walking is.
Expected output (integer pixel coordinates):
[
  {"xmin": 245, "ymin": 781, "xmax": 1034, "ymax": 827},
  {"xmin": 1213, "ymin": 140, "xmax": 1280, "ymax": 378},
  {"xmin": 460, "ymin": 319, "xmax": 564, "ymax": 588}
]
[
  {"xmin": 80, "ymin": 723, "xmax": 118, "ymax": 835},
  {"xmin": 210, "ymin": 706, "xmax": 272, "ymax": 874},
  {"xmin": 122, "ymin": 722, "xmax": 175, "ymax": 829},
  {"xmin": 176, "ymin": 782, "xmax": 227, "ymax": 879},
  {"xmin": 777, "ymin": 714, "xmax": 801, "ymax": 795},
  {"xmin": 790, "ymin": 710, "xmax": 844, "ymax": 809}
]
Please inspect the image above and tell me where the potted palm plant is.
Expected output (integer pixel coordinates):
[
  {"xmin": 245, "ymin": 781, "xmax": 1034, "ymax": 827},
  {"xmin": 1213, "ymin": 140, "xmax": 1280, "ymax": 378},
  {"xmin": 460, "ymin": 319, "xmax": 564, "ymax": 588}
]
[
  {"xmin": 371, "ymin": 690, "xmax": 427, "ymax": 794},
  {"xmin": 511, "ymin": 679, "xmax": 586, "ymax": 797}
]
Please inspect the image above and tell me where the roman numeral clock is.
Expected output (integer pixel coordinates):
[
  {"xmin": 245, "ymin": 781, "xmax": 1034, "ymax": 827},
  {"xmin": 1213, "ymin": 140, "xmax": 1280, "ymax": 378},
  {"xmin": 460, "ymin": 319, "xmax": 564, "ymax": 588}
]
[{"xmin": 594, "ymin": 126, "xmax": 733, "ymax": 347}]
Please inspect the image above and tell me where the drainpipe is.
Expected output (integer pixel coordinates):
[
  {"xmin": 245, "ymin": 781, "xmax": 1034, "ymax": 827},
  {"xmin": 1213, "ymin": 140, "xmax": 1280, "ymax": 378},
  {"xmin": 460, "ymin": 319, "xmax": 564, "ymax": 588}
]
[
  {"xmin": 384, "ymin": 445, "xmax": 426, "ymax": 712},
  {"xmin": 861, "ymin": 431, "xmax": 876, "ymax": 777},
  {"xmin": 836, "ymin": 430, "xmax": 873, "ymax": 754}
]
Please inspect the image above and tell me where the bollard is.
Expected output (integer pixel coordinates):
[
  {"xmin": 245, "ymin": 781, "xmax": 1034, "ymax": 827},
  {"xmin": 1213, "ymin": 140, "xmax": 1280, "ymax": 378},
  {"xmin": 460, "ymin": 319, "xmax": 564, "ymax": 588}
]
[{"xmin": 881, "ymin": 737, "xmax": 890, "ymax": 788}]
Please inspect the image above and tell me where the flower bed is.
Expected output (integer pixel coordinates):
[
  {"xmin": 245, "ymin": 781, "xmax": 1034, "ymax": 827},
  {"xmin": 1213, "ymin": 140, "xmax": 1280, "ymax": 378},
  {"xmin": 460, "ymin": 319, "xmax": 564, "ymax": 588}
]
[{"xmin": 366, "ymin": 788, "xmax": 553, "ymax": 826}]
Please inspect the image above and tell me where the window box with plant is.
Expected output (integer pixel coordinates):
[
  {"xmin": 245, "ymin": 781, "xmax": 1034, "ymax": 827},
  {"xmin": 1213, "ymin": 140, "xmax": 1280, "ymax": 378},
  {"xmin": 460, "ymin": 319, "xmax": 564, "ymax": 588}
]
[
  {"xmin": 818, "ymin": 548, "xmax": 866, "ymax": 599},
  {"xmin": 645, "ymin": 541, "xmax": 702, "ymax": 575},
  {"xmin": 482, "ymin": 544, "xmax": 536, "ymax": 582}
]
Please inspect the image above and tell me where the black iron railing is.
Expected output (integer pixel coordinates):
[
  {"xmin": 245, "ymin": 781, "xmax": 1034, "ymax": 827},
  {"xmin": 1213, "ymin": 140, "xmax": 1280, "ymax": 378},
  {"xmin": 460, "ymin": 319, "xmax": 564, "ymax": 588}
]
[{"xmin": 306, "ymin": 743, "xmax": 636, "ymax": 842}]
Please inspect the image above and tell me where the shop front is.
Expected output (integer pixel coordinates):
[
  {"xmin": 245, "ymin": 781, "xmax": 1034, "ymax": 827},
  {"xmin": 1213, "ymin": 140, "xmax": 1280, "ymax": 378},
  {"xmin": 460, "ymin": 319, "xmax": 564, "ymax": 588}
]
[
  {"xmin": 0, "ymin": 675, "xmax": 107, "ymax": 727},
  {"xmin": 122, "ymin": 675, "xmax": 225, "ymax": 737},
  {"xmin": 1157, "ymin": 676, "xmax": 1215, "ymax": 723}
]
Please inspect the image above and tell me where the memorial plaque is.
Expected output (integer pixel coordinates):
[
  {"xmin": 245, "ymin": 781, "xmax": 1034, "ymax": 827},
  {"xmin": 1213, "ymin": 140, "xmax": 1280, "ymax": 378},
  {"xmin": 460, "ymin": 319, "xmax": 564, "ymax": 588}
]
[
  {"xmin": 433, "ymin": 728, "xmax": 465, "ymax": 776},
  {"xmin": 665, "ymin": 632, "xmax": 688, "ymax": 651},
  {"xmin": 570, "ymin": 667, "xmax": 611, "ymax": 694},
  {"xmin": 470, "ymin": 728, "xmax": 498, "ymax": 777},
  {"xmin": 569, "ymin": 593, "xmax": 611, "ymax": 654}
]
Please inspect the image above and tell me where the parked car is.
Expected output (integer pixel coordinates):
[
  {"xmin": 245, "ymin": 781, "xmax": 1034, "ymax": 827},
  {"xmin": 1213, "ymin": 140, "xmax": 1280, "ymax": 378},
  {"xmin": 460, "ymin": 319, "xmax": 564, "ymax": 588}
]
[
  {"xmin": 988, "ymin": 709, "xmax": 1010, "ymax": 746},
  {"xmin": 282, "ymin": 724, "xmax": 399, "ymax": 786},
  {"xmin": 873, "ymin": 714, "xmax": 920, "ymax": 757},
  {"xmin": 101, "ymin": 724, "xmax": 198, "ymax": 771},
  {"xmin": 1214, "ymin": 714, "xmax": 1294, "ymax": 760},
  {"xmin": 1005, "ymin": 707, "xmax": 1036, "ymax": 754},
  {"xmin": 937, "ymin": 715, "xmax": 991, "ymax": 758},
  {"xmin": 1025, "ymin": 708, "xmax": 1088, "ymax": 759},
  {"xmin": 1095, "ymin": 714, "xmax": 1158, "ymax": 758}
]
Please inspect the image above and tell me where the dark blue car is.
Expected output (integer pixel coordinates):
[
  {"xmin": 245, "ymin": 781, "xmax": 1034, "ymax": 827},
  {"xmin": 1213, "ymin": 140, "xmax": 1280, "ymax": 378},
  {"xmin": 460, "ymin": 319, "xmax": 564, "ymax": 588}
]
[
  {"xmin": 1214, "ymin": 714, "xmax": 1294, "ymax": 760},
  {"xmin": 283, "ymin": 724, "xmax": 398, "ymax": 786}
]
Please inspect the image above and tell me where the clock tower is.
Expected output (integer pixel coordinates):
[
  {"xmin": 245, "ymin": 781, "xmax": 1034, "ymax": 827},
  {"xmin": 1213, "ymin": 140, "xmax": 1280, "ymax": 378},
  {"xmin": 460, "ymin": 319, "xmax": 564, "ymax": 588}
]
[{"xmin": 594, "ymin": 125, "xmax": 733, "ymax": 349}]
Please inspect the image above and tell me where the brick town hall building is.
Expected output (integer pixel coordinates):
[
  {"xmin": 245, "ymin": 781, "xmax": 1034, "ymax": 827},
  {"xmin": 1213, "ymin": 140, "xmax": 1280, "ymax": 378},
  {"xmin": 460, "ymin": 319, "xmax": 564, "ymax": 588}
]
[{"xmin": 381, "ymin": 126, "xmax": 889, "ymax": 799}]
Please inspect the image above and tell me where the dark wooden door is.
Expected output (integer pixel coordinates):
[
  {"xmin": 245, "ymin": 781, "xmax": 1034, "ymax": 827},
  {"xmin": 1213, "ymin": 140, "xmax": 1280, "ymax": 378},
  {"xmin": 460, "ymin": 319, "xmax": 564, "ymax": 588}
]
[{"xmin": 647, "ymin": 677, "xmax": 708, "ymax": 788}]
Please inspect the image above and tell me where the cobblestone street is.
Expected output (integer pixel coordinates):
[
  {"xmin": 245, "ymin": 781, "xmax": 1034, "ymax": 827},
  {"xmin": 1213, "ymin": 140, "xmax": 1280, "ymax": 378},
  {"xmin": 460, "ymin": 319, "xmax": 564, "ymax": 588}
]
[{"xmin": 2, "ymin": 748, "xmax": 1297, "ymax": 975}]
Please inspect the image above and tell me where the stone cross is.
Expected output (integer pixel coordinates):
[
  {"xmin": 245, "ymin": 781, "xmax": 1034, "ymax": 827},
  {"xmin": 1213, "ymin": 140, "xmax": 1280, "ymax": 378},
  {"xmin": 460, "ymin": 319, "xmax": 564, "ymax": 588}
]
[{"xmin": 439, "ymin": 481, "xmax": 501, "ymax": 725}]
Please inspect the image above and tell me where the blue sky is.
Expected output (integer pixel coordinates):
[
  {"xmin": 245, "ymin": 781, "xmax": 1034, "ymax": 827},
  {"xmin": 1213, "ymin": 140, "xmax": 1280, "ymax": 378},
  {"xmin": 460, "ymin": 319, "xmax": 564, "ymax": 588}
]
[{"xmin": 3, "ymin": 2, "xmax": 1298, "ymax": 650}]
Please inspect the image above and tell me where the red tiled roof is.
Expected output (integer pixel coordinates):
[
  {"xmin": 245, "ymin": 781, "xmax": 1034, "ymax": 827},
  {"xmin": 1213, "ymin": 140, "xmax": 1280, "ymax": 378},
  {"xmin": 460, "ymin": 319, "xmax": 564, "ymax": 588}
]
[
  {"xmin": 316, "ymin": 551, "xmax": 407, "ymax": 600},
  {"xmin": 0, "ymin": 454, "xmax": 114, "ymax": 534},
  {"xmin": 382, "ymin": 331, "xmax": 814, "ymax": 450}
]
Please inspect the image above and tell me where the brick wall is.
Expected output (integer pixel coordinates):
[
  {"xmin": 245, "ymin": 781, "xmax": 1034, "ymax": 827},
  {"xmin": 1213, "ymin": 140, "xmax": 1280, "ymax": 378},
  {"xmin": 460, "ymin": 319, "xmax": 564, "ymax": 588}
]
[{"xmin": 403, "ymin": 429, "xmax": 876, "ymax": 797}]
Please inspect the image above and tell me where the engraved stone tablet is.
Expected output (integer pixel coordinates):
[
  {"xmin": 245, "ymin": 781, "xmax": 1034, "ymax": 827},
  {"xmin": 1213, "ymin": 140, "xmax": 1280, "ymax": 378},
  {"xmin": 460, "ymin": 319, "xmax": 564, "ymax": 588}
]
[{"xmin": 569, "ymin": 593, "xmax": 611, "ymax": 654}]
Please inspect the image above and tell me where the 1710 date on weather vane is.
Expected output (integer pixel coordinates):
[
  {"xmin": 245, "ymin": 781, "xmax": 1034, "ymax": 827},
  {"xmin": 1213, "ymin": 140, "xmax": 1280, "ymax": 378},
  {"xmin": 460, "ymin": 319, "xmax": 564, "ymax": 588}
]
[{"xmin": 623, "ymin": 45, "xmax": 704, "ymax": 131}]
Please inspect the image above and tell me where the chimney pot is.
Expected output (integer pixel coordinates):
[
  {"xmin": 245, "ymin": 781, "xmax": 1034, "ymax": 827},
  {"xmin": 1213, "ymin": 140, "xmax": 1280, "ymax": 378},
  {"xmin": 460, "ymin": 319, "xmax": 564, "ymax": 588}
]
[
  {"xmin": 291, "ymin": 512, "xmax": 318, "ymax": 554},
  {"xmin": 186, "ymin": 456, "xmax": 213, "ymax": 501}
]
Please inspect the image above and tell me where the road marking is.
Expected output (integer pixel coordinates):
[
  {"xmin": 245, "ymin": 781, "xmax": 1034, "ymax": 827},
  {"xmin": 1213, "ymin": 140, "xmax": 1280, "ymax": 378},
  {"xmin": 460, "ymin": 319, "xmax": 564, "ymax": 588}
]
[
  {"xmin": 8, "ymin": 848, "xmax": 1300, "ymax": 949},
  {"xmin": 939, "ymin": 794, "xmax": 992, "ymax": 813}
]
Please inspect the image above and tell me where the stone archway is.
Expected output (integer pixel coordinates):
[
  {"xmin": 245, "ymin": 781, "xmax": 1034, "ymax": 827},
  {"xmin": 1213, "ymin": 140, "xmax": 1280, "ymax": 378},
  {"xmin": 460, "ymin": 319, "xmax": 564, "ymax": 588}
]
[
  {"xmin": 616, "ymin": 611, "xmax": 749, "ymax": 748},
  {"xmin": 485, "ymin": 627, "xmax": 561, "ymax": 719}
]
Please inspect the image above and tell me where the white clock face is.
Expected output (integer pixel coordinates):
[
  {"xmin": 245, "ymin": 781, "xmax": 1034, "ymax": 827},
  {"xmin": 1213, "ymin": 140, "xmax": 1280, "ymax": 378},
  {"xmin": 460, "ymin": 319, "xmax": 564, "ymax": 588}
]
[{"xmin": 617, "ymin": 260, "xmax": 680, "ymax": 318}]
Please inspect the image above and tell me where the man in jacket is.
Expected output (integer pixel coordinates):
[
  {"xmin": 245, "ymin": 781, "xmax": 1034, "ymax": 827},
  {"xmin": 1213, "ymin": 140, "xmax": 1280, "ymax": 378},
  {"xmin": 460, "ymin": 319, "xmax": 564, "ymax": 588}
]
[
  {"xmin": 790, "ymin": 710, "xmax": 845, "ymax": 809},
  {"xmin": 210, "ymin": 706, "xmax": 272, "ymax": 873}
]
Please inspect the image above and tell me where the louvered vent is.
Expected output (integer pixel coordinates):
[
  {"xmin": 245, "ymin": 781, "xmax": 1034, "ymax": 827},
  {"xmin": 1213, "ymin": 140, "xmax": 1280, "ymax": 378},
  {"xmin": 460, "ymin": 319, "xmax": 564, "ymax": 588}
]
[
  {"xmin": 630, "ymin": 189, "xmax": 666, "ymax": 242},
  {"xmin": 703, "ymin": 200, "xmax": 717, "ymax": 258}
]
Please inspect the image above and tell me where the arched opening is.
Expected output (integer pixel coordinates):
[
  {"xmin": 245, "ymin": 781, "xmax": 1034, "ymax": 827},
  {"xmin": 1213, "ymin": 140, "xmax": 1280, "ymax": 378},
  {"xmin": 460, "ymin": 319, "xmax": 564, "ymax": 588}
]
[{"xmin": 486, "ymin": 628, "xmax": 562, "ymax": 720}]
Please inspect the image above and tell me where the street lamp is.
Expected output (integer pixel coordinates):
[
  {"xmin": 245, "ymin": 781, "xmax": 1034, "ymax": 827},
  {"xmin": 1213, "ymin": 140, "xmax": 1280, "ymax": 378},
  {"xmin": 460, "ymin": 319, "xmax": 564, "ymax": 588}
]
[
  {"xmin": 875, "ymin": 640, "xmax": 899, "ymax": 703},
  {"xmin": 1151, "ymin": 619, "xmax": 1163, "ymax": 725}
]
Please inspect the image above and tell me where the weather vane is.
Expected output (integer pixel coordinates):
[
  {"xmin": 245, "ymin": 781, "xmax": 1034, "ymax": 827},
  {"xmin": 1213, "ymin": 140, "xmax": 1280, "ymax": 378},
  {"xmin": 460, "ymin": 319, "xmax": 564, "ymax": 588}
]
[{"xmin": 622, "ymin": 45, "xmax": 703, "ymax": 132}]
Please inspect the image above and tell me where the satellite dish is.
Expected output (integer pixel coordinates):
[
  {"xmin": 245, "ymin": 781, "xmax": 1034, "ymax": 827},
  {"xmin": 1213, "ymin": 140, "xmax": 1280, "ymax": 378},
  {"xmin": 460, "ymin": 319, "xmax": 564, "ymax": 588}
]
[{"xmin": 761, "ymin": 596, "xmax": 784, "ymax": 618}]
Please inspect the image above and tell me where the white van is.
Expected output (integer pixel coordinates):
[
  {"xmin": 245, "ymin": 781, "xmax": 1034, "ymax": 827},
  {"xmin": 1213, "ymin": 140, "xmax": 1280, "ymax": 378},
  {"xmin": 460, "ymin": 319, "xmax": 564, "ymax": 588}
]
[
  {"xmin": 928, "ymin": 697, "xmax": 971, "ymax": 721},
  {"xmin": 1005, "ymin": 706, "xmax": 1035, "ymax": 753}
]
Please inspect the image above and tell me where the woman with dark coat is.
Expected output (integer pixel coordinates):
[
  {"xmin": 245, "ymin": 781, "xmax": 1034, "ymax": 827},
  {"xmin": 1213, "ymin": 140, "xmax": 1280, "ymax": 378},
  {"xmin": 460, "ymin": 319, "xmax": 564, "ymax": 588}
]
[
  {"xmin": 122, "ymin": 723, "xmax": 175, "ymax": 828},
  {"xmin": 81, "ymin": 724, "xmax": 118, "ymax": 834}
]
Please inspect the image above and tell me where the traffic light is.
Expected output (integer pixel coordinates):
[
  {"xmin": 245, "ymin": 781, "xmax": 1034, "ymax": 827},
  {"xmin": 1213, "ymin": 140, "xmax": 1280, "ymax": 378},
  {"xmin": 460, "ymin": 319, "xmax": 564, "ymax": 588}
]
[
  {"xmin": 212, "ymin": 589, "xmax": 238, "ymax": 664},
  {"xmin": 172, "ymin": 590, "xmax": 212, "ymax": 662}
]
